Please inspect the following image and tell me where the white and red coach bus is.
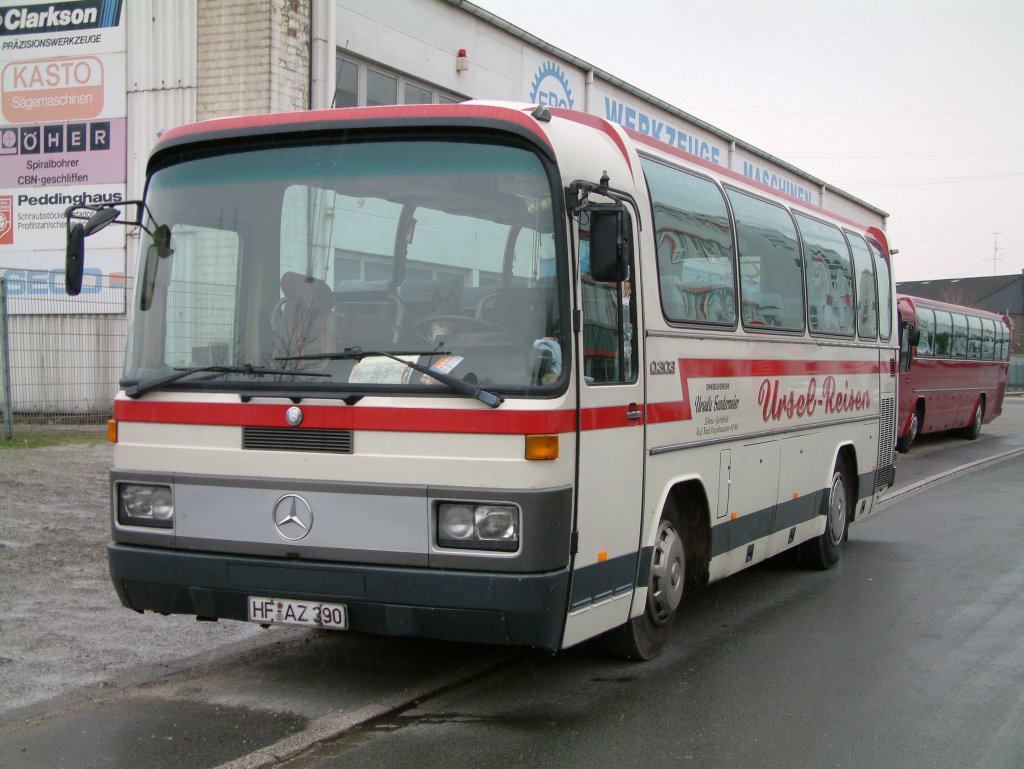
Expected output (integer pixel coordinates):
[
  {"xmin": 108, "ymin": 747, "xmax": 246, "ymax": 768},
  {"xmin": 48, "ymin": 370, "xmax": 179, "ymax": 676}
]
[
  {"xmin": 896, "ymin": 294, "xmax": 1011, "ymax": 452},
  {"xmin": 65, "ymin": 102, "xmax": 897, "ymax": 658}
]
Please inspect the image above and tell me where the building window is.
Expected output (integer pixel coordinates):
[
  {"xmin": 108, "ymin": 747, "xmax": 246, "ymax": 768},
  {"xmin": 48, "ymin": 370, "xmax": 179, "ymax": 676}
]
[
  {"xmin": 334, "ymin": 53, "xmax": 462, "ymax": 107},
  {"xmin": 335, "ymin": 58, "xmax": 358, "ymax": 107},
  {"xmin": 366, "ymin": 69, "xmax": 397, "ymax": 106},
  {"xmin": 405, "ymin": 82, "xmax": 432, "ymax": 104}
]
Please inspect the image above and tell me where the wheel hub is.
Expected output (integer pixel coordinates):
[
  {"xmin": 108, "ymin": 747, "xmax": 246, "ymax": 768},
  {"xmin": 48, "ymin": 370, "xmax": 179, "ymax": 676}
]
[
  {"xmin": 648, "ymin": 519, "xmax": 685, "ymax": 625},
  {"xmin": 827, "ymin": 472, "xmax": 847, "ymax": 546}
]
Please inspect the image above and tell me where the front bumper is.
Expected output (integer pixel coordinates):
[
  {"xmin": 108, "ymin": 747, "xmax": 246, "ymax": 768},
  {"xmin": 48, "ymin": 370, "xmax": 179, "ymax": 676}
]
[{"xmin": 108, "ymin": 543, "xmax": 570, "ymax": 651}]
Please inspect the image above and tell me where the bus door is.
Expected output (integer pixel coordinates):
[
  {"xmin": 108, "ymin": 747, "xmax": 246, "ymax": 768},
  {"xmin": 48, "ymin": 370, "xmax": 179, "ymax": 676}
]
[
  {"xmin": 562, "ymin": 206, "xmax": 646, "ymax": 649},
  {"xmin": 898, "ymin": 315, "xmax": 919, "ymax": 433}
]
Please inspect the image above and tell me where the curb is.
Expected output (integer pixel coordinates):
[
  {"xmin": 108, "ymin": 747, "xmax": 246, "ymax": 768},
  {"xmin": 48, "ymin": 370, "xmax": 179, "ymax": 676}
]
[
  {"xmin": 210, "ymin": 651, "xmax": 524, "ymax": 769},
  {"xmin": 877, "ymin": 446, "xmax": 1024, "ymax": 509}
]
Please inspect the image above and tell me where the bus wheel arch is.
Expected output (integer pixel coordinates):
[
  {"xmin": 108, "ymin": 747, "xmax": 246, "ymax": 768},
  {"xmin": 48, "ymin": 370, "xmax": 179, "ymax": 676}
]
[
  {"xmin": 665, "ymin": 481, "xmax": 711, "ymax": 592},
  {"xmin": 601, "ymin": 481, "xmax": 709, "ymax": 660}
]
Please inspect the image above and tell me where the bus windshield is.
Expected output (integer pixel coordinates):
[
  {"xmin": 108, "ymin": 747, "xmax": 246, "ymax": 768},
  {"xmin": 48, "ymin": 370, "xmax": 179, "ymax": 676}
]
[{"xmin": 123, "ymin": 137, "xmax": 565, "ymax": 398}]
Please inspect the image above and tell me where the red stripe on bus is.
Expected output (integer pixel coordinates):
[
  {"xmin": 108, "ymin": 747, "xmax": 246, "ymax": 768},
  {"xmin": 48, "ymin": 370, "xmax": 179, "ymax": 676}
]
[
  {"xmin": 157, "ymin": 104, "xmax": 556, "ymax": 154},
  {"xmin": 680, "ymin": 359, "xmax": 883, "ymax": 378},
  {"xmin": 112, "ymin": 400, "xmax": 662, "ymax": 434},
  {"xmin": 580, "ymin": 404, "xmax": 644, "ymax": 430},
  {"xmin": 114, "ymin": 360, "xmax": 881, "ymax": 432},
  {"xmin": 646, "ymin": 400, "xmax": 693, "ymax": 423},
  {"xmin": 113, "ymin": 400, "xmax": 580, "ymax": 435},
  {"xmin": 549, "ymin": 108, "xmax": 634, "ymax": 176}
]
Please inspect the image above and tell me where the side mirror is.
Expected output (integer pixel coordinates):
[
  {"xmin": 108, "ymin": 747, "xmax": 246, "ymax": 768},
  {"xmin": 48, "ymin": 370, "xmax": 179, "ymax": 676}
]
[
  {"xmin": 65, "ymin": 223, "xmax": 85, "ymax": 296},
  {"xmin": 64, "ymin": 205, "xmax": 120, "ymax": 296},
  {"xmin": 588, "ymin": 208, "xmax": 627, "ymax": 283}
]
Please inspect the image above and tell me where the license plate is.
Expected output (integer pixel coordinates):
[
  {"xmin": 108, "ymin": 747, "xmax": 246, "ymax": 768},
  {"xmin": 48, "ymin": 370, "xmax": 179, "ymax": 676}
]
[{"xmin": 247, "ymin": 596, "xmax": 348, "ymax": 630}]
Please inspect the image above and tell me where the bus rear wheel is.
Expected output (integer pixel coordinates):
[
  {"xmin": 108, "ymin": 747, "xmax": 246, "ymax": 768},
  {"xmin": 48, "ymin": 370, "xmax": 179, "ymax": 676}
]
[
  {"xmin": 799, "ymin": 460, "xmax": 850, "ymax": 570},
  {"xmin": 958, "ymin": 398, "xmax": 984, "ymax": 440},
  {"xmin": 602, "ymin": 510, "xmax": 685, "ymax": 661}
]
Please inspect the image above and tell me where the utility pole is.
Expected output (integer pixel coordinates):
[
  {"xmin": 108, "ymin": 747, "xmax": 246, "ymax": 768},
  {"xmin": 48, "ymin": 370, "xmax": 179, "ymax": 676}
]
[{"xmin": 992, "ymin": 231, "xmax": 1000, "ymax": 276}]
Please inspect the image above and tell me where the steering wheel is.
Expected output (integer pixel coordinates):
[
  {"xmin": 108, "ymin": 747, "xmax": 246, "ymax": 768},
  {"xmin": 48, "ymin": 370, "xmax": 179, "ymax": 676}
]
[{"xmin": 411, "ymin": 314, "xmax": 510, "ymax": 343}]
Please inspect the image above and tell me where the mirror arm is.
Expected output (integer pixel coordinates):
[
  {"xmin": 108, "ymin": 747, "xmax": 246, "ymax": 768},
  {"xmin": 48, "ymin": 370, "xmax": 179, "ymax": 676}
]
[
  {"xmin": 566, "ymin": 177, "xmax": 642, "ymax": 231},
  {"xmin": 64, "ymin": 200, "xmax": 144, "ymax": 232}
]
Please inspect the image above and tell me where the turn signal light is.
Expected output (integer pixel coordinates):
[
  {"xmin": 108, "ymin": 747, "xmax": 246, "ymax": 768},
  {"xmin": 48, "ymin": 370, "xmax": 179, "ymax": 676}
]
[
  {"xmin": 107, "ymin": 419, "xmax": 118, "ymax": 443},
  {"xmin": 525, "ymin": 434, "xmax": 558, "ymax": 460}
]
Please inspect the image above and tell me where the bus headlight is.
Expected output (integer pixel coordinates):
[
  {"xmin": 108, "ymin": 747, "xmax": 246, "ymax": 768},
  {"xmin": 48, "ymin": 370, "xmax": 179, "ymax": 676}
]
[
  {"xmin": 118, "ymin": 484, "xmax": 174, "ymax": 528},
  {"xmin": 437, "ymin": 503, "xmax": 519, "ymax": 552}
]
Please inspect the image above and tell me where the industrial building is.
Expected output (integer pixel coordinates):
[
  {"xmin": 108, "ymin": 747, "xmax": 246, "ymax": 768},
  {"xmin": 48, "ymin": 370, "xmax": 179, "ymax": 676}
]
[{"xmin": 0, "ymin": 0, "xmax": 888, "ymax": 416}]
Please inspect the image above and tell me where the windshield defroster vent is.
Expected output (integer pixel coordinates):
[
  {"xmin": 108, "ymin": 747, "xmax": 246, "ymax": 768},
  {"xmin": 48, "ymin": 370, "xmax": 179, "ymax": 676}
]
[{"xmin": 243, "ymin": 427, "xmax": 353, "ymax": 454}]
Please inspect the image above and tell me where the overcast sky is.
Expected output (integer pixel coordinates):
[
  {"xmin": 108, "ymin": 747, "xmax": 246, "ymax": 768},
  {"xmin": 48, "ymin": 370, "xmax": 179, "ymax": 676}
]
[{"xmin": 472, "ymin": 0, "xmax": 1024, "ymax": 282}]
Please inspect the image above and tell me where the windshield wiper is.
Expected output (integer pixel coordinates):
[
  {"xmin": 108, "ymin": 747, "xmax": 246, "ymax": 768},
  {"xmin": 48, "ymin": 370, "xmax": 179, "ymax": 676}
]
[
  {"xmin": 276, "ymin": 347, "xmax": 504, "ymax": 408},
  {"xmin": 124, "ymin": 363, "xmax": 330, "ymax": 399}
]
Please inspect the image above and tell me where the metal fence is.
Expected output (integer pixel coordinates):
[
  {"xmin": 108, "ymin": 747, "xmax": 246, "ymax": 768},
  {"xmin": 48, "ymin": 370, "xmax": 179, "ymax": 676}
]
[
  {"xmin": 1, "ymin": 270, "xmax": 130, "ymax": 439},
  {"xmin": 1011, "ymin": 355, "xmax": 1024, "ymax": 389}
]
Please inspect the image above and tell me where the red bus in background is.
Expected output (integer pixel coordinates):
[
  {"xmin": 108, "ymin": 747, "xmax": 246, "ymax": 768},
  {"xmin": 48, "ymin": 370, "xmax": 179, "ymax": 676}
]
[{"xmin": 896, "ymin": 294, "xmax": 1012, "ymax": 452}]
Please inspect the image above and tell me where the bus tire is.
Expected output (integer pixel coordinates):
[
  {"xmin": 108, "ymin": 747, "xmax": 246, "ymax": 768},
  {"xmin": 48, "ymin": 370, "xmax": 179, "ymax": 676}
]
[
  {"xmin": 799, "ymin": 460, "xmax": 851, "ymax": 570},
  {"xmin": 896, "ymin": 405, "xmax": 921, "ymax": 453},
  {"xmin": 602, "ymin": 510, "xmax": 685, "ymax": 661},
  {"xmin": 960, "ymin": 398, "xmax": 984, "ymax": 440}
]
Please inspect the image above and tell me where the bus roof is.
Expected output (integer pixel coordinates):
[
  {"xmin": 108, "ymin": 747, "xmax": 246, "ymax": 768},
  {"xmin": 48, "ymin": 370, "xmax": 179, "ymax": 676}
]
[{"xmin": 898, "ymin": 294, "xmax": 1013, "ymax": 327}]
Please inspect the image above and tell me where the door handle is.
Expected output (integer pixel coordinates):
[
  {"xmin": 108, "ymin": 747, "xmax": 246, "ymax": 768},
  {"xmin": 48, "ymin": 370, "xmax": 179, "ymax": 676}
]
[{"xmin": 626, "ymin": 403, "xmax": 643, "ymax": 422}]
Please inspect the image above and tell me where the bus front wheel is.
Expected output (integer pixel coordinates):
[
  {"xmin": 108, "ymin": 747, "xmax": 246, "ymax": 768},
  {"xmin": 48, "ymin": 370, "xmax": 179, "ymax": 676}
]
[
  {"xmin": 896, "ymin": 406, "xmax": 921, "ymax": 453},
  {"xmin": 602, "ymin": 510, "xmax": 685, "ymax": 661}
]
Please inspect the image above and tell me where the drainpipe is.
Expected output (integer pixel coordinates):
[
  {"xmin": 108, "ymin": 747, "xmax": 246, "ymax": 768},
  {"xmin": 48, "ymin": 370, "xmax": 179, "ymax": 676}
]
[{"xmin": 310, "ymin": 0, "xmax": 336, "ymax": 109}]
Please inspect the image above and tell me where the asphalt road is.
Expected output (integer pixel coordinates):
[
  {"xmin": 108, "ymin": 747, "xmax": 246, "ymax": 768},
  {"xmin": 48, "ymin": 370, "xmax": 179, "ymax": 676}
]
[
  {"xmin": 1, "ymin": 399, "xmax": 1023, "ymax": 769},
  {"xmin": 281, "ymin": 455, "xmax": 1024, "ymax": 769}
]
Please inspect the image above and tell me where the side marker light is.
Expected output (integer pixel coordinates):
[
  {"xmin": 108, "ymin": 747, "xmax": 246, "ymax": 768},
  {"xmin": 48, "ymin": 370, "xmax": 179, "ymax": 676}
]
[{"xmin": 525, "ymin": 434, "xmax": 559, "ymax": 460}]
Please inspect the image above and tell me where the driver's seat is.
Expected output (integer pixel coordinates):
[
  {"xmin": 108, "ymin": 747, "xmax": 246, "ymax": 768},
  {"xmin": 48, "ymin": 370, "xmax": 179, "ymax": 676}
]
[{"xmin": 272, "ymin": 272, "xmax": 338, "ymax": 358}]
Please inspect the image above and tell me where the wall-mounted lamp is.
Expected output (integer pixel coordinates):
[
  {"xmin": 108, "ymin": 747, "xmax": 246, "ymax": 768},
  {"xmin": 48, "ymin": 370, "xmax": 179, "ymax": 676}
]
[{"xmin": 456, "ymin": 48, "xmax": 469, "ymax": 72}]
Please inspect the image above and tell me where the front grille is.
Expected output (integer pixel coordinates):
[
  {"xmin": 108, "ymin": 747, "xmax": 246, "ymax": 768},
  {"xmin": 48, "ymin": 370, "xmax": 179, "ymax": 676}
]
[{"xmin": 243, "ymin": 426, "xmax": 353, "ymax": 454}]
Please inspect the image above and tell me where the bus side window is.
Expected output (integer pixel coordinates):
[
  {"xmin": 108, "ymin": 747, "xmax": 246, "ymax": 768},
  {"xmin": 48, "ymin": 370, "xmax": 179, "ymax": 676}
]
[
  {"xmin": 899, "ymin": 322, "xmax": 915, "ymax": 373},
  {"xmin": 580, "ymin": 211, "xmax": 637, "ymax": 385},
  {"xmin": 933, "ymin": 310, "xmax": 952, "ymax": 357},
  {"xmin": 727, "ymin": 188, "xmax": 804, "ymax": 331},
  {"xmin": 642, "ymin": 158, "xmax": 736, "ymax": 327},
  {"xmin": 795, "ymin": 214, "xmax": 854, "ymax": 336},
  {"xmin": 846, "ymin": 232, "xmax": 877, "ymax": 339},
  {"xmin": 982, "ymin": 318, "xmax": 996, "ymax": 360},
  {"xmin": 869, "ymin": 240, "xmax": 893, "ymax": 341},
  {"xmin": 916, "ymin": 307, "xmax": 934, "ymax": 357}
]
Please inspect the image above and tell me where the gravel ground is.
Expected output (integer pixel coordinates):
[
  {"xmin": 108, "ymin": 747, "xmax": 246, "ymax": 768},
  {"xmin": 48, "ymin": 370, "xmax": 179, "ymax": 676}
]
[{"xmin": 0, "ymin": 442, "xmax": 261, "ymax": 714}]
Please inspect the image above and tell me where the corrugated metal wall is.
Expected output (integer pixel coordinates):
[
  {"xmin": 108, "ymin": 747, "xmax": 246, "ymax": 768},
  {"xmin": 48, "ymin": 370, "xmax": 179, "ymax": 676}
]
[{"xmin": 127, "ymin": 0, "xmax": 198, "ymax": 201}]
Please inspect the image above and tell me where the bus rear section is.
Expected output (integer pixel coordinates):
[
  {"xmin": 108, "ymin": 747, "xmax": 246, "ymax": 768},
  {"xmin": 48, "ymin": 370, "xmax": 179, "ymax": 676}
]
[{"xmin": 896, "ymin": 294, "xmax": 1011, "ymax": 451}]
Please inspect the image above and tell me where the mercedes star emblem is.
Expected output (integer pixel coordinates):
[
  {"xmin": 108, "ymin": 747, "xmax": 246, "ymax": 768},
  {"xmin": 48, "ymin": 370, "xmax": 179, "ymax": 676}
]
[
  {"xmin": 272, "ymin": 494, "xmax": 313, "ymax": 541},
  {"xmin": 285, "ymin": 406, "xmax": 303, "ymax": 426}
]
